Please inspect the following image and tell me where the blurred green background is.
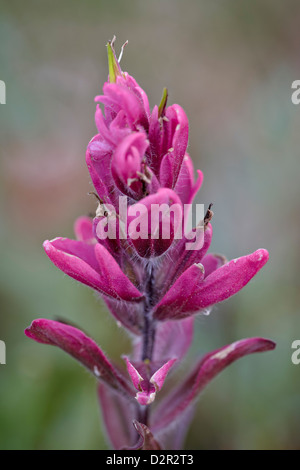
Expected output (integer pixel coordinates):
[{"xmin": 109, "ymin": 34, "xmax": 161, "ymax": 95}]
[{"xmin": 0, "ymin": 0, "xmax": 299, "ymax": 449}]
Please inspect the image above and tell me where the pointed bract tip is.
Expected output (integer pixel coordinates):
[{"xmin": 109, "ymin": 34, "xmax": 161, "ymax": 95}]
[
  {"xmin": 107, "ymin": 36, "xmax": 122, "ymax": 83},
  {"xmin": 158, "ymin": 88, "xmax": 168, "ymax": 117}
]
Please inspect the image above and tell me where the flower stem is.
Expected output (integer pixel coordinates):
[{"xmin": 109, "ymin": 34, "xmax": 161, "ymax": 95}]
[
  {"xmin": 142, "ymin": 264, "xmax": 156, "ymax": 361},
  {"xmin": 139, "ymin": 265, "xmax": 157, "ymax": 426}
]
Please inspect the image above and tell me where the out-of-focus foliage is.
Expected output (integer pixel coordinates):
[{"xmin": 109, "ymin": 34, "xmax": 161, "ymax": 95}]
[{"xmin": 0, "ymin": 0, "xmax": 299, "ymax": 449}]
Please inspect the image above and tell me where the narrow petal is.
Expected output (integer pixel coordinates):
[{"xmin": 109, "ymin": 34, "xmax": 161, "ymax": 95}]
[
  {"xmin": 94, "ymin": 105, "xmax": 131, "ymax": 147},
  {"xmin": 111, "ymin": 132, "xmax": 149, "ymax": 197},
  {"xmin": 160, "ymin": 223, "xmax": 213, "ymax": 295},
  {"xmin": 151, "ymin": 337, "xmax": 276, "ymax": 433},
  {"xmin": 188, "ymin": 248, "xmax": 269, "ymax": 313},
  {"xmin": 124, "ymin": 357, "xmax": 144, "ymax": 390},
  {"xmin": 99, "ymin": 82, "xmax": 148, "ymax": 129},
  {"xmin": 94, "ymin": 243, "xmax": 144, "ymax": 301},
  {"xmin": 160, "ymin": 104, "xmax": 189, "ymax": 188},
  {"xmin": 148, "ymin": 105, "xmax": 163, "ymax": 175},
  {"xmin": 43, "ymin": 238, "xmax": 108, "ymax": 294},
  {"xmin": 94, "ymin": 105, "xmax": 117, "ymax": 145},
  {"xmin": 150, "ymin": 358, "xmax": 177, "ymax": 391},
  {"xmin": 175, "ymin": 154, "xmax": 203, "ymax": 205},
  {"xmin": 44, "ymin": 238, "xmax": 144, "ymax": 302},
  {"xmin": 46, "ymin": 237, "xmax": 99, "ymax": 269},
  {"xmin": 154, "ymin": 263, "xmax": 205, "ymax": 321},
  {"xmin": 25, "ymin": 319, "xmax": 134, "ymax": 397},
  {"xmin": 166, "ymin": 105, "xmax": 189, "ymax": 169},
  {"xmin": 155, "ymin": 249, "xmax": 269, "ymax": 320},
  {"xmin": 120, "ymin": 73, "xmax": 150, "ymax": 118},
  {"xmin": 109, "ymin": 109, "xmax": 132, "ymax": 139},
  {"xmin": 86, "ymin": 144, "xmax": 114, "ymax": 206}
]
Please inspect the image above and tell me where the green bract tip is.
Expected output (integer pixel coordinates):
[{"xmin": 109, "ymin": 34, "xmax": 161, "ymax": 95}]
[
  {"xmin": 107, "ymin": 37, "xmax": 122, "ymax": 83},
  {"xmin": 158, "ymin": 87, "xmax": 168, "ymax": 117}
]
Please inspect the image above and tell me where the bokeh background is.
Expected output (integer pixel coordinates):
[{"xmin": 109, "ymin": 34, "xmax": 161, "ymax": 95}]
[{"xmin": 0, "ymin": 0, "xmax": 299, "ymax": 449}]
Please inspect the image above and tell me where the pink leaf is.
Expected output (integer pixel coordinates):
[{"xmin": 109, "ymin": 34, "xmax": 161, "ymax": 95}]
[
  {"xmin": 152, "ymin": 337, "xmax": 276, "ymax": 433},
  {"xmin": 25, "ymin": 319, "xmax": 134, "ymax": 397}
]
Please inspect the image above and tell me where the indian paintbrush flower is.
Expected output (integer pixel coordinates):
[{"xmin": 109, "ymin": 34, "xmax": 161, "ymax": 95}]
[{"xmin": 25, "ymin": 37, "xmax": 275, "ymax": 450}]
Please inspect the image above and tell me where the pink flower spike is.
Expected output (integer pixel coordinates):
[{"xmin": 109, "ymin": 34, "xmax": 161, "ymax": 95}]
[
  {"xmin": 26, "ymin": 41, "xmax": 276, "ymax": 450},
  {"xmin": 25, "ymin": 319, "xmax": 134, "ymax": 397}
]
